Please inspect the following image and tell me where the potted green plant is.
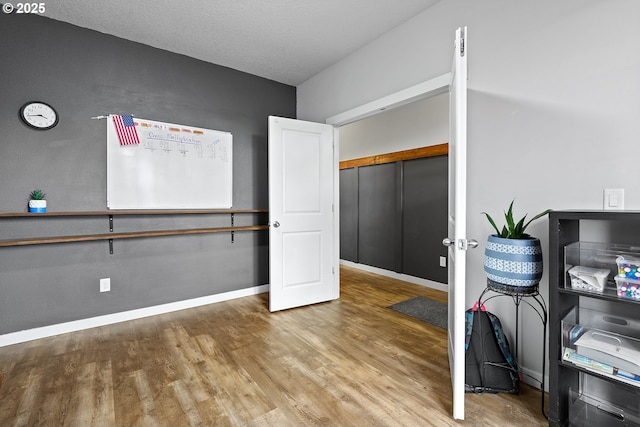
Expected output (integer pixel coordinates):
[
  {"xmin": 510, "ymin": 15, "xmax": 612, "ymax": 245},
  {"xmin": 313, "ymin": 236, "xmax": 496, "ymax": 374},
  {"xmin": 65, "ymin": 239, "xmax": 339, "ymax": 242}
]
[
  {"xmin": 482, "ymin": 200, "xmax": 551, "ymax": 293},
  {"xmin": 28, "ymin": 189, "xmax": 47, "ymax": 213}
]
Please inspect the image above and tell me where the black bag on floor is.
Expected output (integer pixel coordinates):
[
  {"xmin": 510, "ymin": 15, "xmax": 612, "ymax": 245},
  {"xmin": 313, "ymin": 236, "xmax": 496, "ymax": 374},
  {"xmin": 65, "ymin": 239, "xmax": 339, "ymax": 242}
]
[{"xmin": 464, "ymin": 303, "xmax": 519, "ymax": 394}]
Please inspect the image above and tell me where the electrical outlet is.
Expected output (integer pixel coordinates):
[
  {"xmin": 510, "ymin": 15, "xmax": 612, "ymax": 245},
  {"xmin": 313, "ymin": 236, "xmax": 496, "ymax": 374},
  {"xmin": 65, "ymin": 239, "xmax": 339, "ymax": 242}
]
[
  {"xmin": 440, "ymin": 256, "xmax": 447, "ymax": 268},
  {"xmin": 100, "ymin": 278, "xmax": 111, "ymax": 292}
]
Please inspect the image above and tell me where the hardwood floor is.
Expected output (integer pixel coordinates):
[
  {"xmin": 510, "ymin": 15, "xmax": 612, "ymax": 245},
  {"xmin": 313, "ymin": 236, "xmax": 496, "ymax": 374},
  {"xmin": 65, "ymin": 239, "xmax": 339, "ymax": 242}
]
[{"xmin": 0, "ymin": 265, "xmax": 547, "ymax": 426}]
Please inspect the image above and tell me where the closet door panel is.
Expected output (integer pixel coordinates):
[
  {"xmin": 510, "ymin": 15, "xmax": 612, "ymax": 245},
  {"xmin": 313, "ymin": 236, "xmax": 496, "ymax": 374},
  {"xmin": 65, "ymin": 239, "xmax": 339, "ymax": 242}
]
[
  {"xmin": 402, "ymin": 156, "xmax": 448, "ymax": 282},
  {"xmin": 339, "ymin": 168, "xmax": 358, "ymax": 262},
  {"xmin": 358, "ymin": 163, "xmax": 397, "ymax": 271}
]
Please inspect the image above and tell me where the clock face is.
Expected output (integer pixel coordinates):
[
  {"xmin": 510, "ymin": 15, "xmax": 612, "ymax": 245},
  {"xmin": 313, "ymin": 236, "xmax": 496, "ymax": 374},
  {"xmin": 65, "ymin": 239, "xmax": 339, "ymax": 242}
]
[{"xmin": 19, "ymin": 101, "xmax": 58, "ymax": 130}]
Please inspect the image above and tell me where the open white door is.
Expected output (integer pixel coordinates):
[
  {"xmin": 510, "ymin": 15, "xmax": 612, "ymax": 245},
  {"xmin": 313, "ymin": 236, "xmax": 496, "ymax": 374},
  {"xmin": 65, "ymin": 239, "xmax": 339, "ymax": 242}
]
[
  {"xmin": 443, "ymin": 26, "xmax": 475, "ymax": 420},
  {"xmin": 268, "ymin": 116, "xmax": 339, "ymax": 312}
]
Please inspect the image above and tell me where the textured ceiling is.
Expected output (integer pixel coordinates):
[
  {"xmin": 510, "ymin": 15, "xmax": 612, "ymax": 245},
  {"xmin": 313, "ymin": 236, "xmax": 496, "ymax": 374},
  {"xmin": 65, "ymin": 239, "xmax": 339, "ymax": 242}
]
[{"xmin": 44, "ymin": 0, "xmax": 441, "ymax": 86}]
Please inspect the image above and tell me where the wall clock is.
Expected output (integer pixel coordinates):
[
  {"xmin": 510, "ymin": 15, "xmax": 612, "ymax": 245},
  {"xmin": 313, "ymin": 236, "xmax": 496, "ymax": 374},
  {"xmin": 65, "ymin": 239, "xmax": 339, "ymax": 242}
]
[{"xmin": 19, "ymin": 101, "xmax": 59, "ymax": 130}]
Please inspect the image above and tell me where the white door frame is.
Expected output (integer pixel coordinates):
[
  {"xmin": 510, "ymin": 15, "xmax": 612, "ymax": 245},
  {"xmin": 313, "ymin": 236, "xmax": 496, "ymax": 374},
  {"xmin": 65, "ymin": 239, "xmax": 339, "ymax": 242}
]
[
  {"xmin": 325, "ymin": 73, "xmax": 450, "ymax": 128},
  {"xmin": 326, "ymin": 73, "xmax": 452, "ymax": 280}
]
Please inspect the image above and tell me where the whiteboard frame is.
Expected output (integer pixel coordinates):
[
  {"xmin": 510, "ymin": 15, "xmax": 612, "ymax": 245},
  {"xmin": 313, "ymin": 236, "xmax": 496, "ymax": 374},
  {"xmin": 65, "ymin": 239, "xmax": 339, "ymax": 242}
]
[{"xmin": 107, "ymin": 116, "xmax": 233, "ymax": 210}]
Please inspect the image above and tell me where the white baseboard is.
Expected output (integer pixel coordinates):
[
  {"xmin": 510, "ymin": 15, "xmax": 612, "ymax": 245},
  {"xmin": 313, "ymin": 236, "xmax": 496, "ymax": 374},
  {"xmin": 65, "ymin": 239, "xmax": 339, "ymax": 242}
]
[
  {"xmin": 340, "ymin": 260, "xmax": 448, "ymax": 293},
  {"xmin": 520, "ymin": 365, "xmax": 550, "ymax": 393},
  {"xmin": 0, "ymin": 284, "xmax": 269, "ymax": 347}
]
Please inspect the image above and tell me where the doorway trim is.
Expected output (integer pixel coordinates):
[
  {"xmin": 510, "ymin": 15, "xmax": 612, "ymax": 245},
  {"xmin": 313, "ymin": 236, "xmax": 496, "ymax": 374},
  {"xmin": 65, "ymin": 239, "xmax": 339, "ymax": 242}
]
[{"xmin": 325, "ymin": 73, "xmax": 450, "ymax": 127}]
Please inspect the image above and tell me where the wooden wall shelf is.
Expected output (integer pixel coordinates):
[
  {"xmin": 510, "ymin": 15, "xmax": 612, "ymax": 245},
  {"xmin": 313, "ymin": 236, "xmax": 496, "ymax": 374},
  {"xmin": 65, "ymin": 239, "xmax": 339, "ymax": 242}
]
[
  {"xmin": 0, "ymin": 209, "xmax": 268, "ymax": 218},
  {"xmin": 0, "ymin": 209, "xmax": 269, "ymax": 249}
]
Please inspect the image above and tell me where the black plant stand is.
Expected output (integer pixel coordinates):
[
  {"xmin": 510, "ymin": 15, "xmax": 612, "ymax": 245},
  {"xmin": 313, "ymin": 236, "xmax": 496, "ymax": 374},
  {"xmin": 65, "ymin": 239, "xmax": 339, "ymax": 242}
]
[{"xmin": 477, "ymin": 280, "xmax": 548, "ymax": 419}]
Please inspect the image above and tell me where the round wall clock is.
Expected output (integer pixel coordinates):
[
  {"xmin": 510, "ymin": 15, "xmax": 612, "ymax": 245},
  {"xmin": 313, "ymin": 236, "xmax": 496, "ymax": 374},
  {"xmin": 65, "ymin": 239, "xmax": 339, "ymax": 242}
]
[{"xmin": 19, "ymin": 101, "xmax": 59, "ymax": 130}]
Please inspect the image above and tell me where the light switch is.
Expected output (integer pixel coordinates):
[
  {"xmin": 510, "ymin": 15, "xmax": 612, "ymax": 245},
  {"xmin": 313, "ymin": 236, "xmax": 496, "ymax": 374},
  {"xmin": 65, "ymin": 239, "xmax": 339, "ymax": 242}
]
[{"xmin": 604, "ymin": 189, "xmax": 624, "ymax": 210}]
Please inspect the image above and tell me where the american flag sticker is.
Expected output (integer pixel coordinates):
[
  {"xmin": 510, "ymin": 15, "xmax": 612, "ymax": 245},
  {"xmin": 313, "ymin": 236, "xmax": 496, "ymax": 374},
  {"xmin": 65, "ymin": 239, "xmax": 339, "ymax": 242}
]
[{"xmin": 113, "ymin": 114, "xmax": 140, "ymax": 145}]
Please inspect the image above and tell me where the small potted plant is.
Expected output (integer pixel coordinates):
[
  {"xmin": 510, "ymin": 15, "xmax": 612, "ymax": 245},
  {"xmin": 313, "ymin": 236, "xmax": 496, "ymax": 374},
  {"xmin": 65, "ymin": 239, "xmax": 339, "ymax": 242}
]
[
  {"xmin": 482, "ymin": 200, "xmax": 551, "ymax": 293},
  {"xmin": 28, "ymin": 189, "xmax": 47, "ymax": 213}
]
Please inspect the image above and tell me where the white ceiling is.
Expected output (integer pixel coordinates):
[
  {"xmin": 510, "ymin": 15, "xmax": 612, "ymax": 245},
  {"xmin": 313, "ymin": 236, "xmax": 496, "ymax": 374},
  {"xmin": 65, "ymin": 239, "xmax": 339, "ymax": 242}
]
[{"xmin": 44, "ymin": 0, "xmax": 441, "ymax": 86}]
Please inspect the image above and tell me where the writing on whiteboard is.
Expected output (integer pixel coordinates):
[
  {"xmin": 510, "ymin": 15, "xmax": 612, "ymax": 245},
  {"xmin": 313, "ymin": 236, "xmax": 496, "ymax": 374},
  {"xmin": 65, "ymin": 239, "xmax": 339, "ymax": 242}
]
[{"xmin": 107, "ymin": 115, "xmax": 233, "ymax": 209}]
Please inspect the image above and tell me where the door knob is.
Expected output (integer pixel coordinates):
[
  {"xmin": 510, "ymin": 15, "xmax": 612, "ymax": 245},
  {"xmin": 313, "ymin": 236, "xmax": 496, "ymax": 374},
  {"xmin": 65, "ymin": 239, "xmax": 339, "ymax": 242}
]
[
  {"xmin": 272, "ymin": 221, "xmax": 280, "ymax": 228},
  {"xmin": 442, "ymin": 238, "xmax": 478, "ymax": 249}
]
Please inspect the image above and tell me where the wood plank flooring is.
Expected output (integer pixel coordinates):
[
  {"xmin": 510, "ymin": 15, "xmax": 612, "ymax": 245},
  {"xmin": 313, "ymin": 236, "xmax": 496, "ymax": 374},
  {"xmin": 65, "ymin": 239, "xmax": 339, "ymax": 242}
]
[{"xmin": 0, "ymin": 265, "xmax": 547, "ymax": 426}]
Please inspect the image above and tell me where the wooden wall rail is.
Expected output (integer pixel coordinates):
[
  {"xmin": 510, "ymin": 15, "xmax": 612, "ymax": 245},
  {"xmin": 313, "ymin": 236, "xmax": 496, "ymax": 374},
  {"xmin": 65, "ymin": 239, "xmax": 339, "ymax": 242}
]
[
  {"xmin": 0, "ymin": 226, "xmax": 269, "ymax": 247},
  {"xmin": 0, "ymin": 209, "xmax": 268, "ymax": 248},
  {"xmin": 339, "ymin": 143, "xmax": 448, "ymax": 170},
  {"xmin": 0, "ymin": 209, "xmax": 268, "ymax": 218}
]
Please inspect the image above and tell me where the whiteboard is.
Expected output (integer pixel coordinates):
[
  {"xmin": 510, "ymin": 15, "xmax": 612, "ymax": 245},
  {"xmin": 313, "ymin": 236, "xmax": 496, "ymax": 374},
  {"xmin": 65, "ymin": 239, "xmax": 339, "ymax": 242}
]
[{"xmin": 107, "ymin": 116, "xmax": 232, "ymax": 209}]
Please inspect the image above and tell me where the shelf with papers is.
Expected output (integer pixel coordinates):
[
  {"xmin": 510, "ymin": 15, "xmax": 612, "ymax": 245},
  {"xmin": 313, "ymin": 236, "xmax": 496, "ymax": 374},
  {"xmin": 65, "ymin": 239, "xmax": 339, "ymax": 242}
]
[
  {"xmin": 561, "ymin": 306, "xmax": 640, "ymax": 390},
  {"xmin": 562, "ymin": 348, "xmax": 640, "ymax": 389},
  {"xmin": 549, "ymin": 211, "xmax": 640, "ymax": 427}
]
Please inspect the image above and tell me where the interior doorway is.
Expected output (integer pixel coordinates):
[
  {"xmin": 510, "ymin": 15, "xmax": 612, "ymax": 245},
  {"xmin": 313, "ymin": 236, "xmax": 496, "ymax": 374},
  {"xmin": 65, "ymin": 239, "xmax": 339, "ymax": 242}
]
[{"xmin": 328, "ymin": 73, "xmax": 450, "ymax": 290}]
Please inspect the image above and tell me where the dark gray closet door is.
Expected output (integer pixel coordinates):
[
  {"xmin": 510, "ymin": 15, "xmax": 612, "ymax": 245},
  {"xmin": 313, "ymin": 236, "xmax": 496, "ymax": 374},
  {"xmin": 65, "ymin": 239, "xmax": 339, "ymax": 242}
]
[
  {"xmin": 358, "ymin": 163, "xmax": 398, "ymax": 271},
  {"xmin": 339, "ymin": 168, "xmax": 358, "ymax": 262},
  {"xmin": 402, "ymin": 156, "xmax": 448, "ymax": 283}
]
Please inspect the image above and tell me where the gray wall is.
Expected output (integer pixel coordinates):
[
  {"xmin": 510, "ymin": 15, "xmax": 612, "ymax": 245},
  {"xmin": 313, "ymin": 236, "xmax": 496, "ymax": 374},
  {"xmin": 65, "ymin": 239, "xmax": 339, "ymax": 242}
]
[{"xmin": 0, "ymin": 14, "xmax": 295, "ymax": 334}]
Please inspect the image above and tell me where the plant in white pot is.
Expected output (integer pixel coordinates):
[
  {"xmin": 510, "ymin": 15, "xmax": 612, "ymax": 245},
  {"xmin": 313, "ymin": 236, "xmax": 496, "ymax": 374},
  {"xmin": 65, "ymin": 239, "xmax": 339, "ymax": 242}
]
[
  {"xmin": 482, "ymin": 200, "xmax": 551, "ymax": 293},
  {"xmin": 28, "ymin": 189, "xmax": 47, "ymax": 213}
]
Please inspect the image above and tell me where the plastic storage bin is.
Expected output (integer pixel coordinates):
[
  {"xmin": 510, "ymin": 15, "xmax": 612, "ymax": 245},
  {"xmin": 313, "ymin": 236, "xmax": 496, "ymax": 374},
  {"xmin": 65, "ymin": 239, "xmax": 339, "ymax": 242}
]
[
  {"xmin": 615, "ymin": 276, "xmax": 640, "ymax": 300},
  {"xmin": 565, "ymin": 242, "xmax": 619, "ymax": 272},
  {"xmin": 568, "ymin": 388, "xmax": 640, "ymax": 426},
  {"xmin": 562, "ymin": 307, "xmax": 640, "ymax": 387},
  {"xmin": 617, "ymin": 256, "xmax": 640, "ymax": 279},
  {"xmin": 568, "ymin": 266, "xmax": 610, "ymax": 293},
  {"xmin": 564, "ymin": 242, "xmax": 640, "ymax": 298},
  {"xmin": 575, "ymin": 330, "xmax": 640, "ymax": 377}
]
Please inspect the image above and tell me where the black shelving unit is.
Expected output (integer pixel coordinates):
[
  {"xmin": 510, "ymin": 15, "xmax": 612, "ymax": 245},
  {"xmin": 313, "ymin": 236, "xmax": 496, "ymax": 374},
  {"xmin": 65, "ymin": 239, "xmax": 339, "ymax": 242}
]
[{"xmin": 549, "ymin": 211, "xmax": 640, "ymax": 426}]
